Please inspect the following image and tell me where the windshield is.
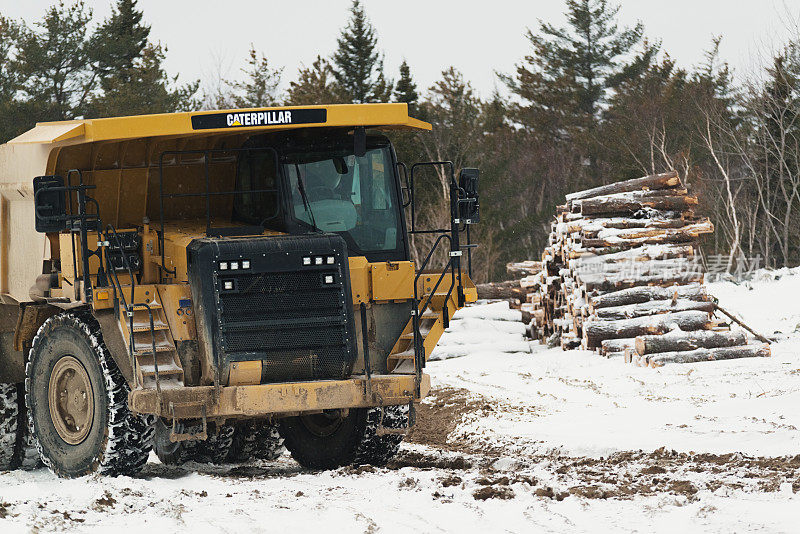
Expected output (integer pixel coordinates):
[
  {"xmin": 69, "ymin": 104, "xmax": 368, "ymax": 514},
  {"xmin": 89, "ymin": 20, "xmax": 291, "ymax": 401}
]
[{"xmin": 284, "ymin": 145, "xmax": 403, "ymax": 259}]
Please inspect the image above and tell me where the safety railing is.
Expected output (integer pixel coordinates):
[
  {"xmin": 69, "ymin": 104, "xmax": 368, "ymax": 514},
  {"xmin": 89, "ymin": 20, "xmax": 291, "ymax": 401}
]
[
  {"xmin": 101, "ymin": 225, "xmax": 162, "ymax": 399},
  {"xmin": 157, "ymin": 147, "xmax": 280, "ymax": 275},
  {"xmin": 404, "ymin": 161, "xmax": 475, "ymax": 395}
]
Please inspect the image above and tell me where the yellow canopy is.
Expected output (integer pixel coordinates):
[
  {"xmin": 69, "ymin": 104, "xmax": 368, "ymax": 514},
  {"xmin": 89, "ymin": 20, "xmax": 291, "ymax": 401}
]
[{"xmin": 7, "ymin": 103, "xmax": 431, "ymax": 146}]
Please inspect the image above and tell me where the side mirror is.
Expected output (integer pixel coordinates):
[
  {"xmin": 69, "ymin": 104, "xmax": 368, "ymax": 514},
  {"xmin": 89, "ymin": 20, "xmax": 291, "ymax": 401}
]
[
  {"xmin": 458, "ymin": 168, "xmax": 480, "ymax": 223},
  {"xmin": 33, "ymin": 175, "xmax": 68, "ymax": 233}
]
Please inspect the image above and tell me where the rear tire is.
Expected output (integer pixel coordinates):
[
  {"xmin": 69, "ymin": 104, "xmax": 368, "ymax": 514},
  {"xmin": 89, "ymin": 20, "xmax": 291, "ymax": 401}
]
[
  {"xmin": 0, "ymin": 382, "xmax": 19, "ymax": 469},
  {"xmin": 153, "ymin": 419, "xmax": 234, "ymax": 465},
  {"xmin": 279, "ymin": 404, "xmax": 408, "ymax": 470},
  {"xmin": 227, "ymin": 420, "xmax": 285, "ymax": 463},
  {"xmin": 25, "ymin": 312, "xmax": 153, "ymax": 478}
]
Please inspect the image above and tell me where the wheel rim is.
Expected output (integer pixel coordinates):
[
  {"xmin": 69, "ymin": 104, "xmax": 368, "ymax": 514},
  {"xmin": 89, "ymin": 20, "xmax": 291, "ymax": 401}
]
[
  {"xmin": 299, "ymin": 411, "xmax": 345, "ymax": 437},
  {"xmin": 48, "ymin": 355, "xmax": 94, "ymax": 445}
]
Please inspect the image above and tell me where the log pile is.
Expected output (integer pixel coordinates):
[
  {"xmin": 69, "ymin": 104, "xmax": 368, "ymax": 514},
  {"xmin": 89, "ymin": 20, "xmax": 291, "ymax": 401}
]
[{"xmin": 520, "ymin": 170, "xmax": 771, "ymax": 366}]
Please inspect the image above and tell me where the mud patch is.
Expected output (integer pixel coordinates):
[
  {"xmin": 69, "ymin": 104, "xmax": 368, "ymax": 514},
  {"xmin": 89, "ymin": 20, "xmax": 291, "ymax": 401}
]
[
  {"xmin": 473, "ymin": 486, "xmax": 515, "ymax": 500},
  {"xmin": 407, "ymin": 387, "xmax": 486, "ymax": 451}
]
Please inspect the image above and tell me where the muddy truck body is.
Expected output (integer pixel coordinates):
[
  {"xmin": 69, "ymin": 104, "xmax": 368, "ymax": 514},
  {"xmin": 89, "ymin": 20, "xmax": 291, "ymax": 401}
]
[{"xmin": 0, "ymin": 103, "xmax": 479, "ymax": 476}]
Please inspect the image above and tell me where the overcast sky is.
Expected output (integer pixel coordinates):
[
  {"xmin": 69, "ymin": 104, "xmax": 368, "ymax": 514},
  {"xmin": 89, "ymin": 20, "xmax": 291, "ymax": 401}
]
[{"xmin": 5, "ymin": 0, "xmax": 800, "ymax": 99}]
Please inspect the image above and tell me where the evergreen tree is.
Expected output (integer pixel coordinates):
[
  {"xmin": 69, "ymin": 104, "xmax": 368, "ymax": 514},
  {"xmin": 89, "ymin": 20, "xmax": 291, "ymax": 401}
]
[
  {"xmin": 229, "ymin": 45, "xmax": 283, "ymax": 108},
  {"xmin": 0, "ymin": 16, "xmax": 28, "ymax": 143},
  {"xmin": 394, "ymin": 59, "xmax": 419, "ymax": 110},
  {"xmin": 286, "ymin": 56, "xmax": 347, "ymax": 105},
  {"xmin": 90, "ymin": 0, "xmax": 149, "ymax": 81},
  {"xmin": 332, "ymin": 0, "xmax": 392, "ymax": 103},
  {"xmin": 87, "ymin": 0, "xmax": 199, "ymax": 116},
  {"xmin": 15, "ymin": 1, "xmax": 96, "ymax": 120},
  {"xmin": 502, "ymin": 0, "xmax": 657, "ymax": 183}
]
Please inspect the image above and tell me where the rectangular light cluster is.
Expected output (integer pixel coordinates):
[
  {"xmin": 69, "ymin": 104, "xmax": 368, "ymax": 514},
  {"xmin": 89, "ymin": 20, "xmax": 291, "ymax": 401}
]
[
  {"xmin": 219, "ymin": 260, "xmax": 251, "ymax": 270},
  {"xmin": 303, "ymin": 255, "xmax": 336, "ymax": 266}
]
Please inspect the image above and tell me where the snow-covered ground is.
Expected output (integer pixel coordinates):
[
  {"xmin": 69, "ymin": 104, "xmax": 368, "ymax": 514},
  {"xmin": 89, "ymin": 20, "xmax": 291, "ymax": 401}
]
[{"xmin": 1, "ymin": 274, "xmax": 799, "ymax": 533}]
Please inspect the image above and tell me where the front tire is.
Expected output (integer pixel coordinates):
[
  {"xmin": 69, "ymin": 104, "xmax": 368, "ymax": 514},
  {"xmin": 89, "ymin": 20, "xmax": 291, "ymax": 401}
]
[
  {"xmin": 25, "ymin": 313, "xmax": 153, "ymax": 478},
  {"xmin": 279, "ymin": 404, "xmax": 409, "ymax": 470}
]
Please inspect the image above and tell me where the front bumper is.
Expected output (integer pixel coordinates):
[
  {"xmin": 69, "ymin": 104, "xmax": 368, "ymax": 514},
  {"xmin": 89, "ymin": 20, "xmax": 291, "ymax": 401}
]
[{"xmin": 128, "ymin": 373, "xmax": 430, "ymax": 419}]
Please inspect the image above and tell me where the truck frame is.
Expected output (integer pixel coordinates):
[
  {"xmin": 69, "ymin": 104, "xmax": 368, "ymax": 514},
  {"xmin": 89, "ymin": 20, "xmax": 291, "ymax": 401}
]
[{"xmin": 0, "ymin": 103, "xmax": 479, "ymax": 476}]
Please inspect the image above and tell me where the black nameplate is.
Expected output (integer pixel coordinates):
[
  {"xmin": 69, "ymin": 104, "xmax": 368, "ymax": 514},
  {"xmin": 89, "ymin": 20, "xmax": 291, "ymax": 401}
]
[{"xmin": 191, "ymin": 108, "xmax": 327, "ymax": 130}]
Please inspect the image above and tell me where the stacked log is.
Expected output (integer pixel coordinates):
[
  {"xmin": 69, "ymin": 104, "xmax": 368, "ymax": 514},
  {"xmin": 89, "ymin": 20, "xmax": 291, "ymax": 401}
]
[{"xmin": 524, "ymin": 170, "xmax": 771, "ymax": 366}]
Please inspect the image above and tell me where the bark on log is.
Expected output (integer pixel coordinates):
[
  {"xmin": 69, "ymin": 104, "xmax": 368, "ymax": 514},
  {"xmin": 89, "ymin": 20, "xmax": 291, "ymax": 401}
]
[
  {"xmin": 579, "ymin": 223, "xmax": 713, "ymax": 250},
  {"xmin": 595, "ymin": 299, "xmax": 714, "ymax": 321},
  {"xmin": 563, "ymin": 216, "xmax": 692, "ymax": 234},
  {"xmin": 581, "ymin": 271, "xmax": 704, "ymax": 292},
  {"xmin": 647, "ymin": 344, "xmax": 771, "ymax": 366},
  {"xmin": 565, "ymin": 171, "xmax": 681, "ymax": 202},
  {"xmin": 568, "ymin": 244, "xmax": 695, "ymax": 267},
  {"xmin": 573, "ymin": 257, "xmax": 694, "ymax": 277},
  {"xmin": 476, "ymin": 280, "xmax": 526, "ymax": 300},
  {"xmin": 582, "ymin": 310, "xmax": 712, "ymax": 349},
  {"xmin": 578, "ymin": 191, "xmax": 698, "ymax": 216},
  {"xmin": 600, "ymin": 337, "xmax": 636, "ymax": 355},
  {"xmin": 635, "ymin": 329, "xmax": 747, "ymax": 356},
  {"xmin": 506, "ymin": 261, "xmax": 541, "ymax": 278},
  {"xmin": 580, "ymin": 220, "xmax": 713, "ymax": 244},
  {"xmin": 589, "ymin": 283, "xmax": 709, "ymax": 310}
]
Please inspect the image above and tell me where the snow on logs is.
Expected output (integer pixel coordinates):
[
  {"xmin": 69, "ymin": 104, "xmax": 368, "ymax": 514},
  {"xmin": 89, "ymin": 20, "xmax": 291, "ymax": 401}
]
[{"xmin": 524, "ymin": 170, "xmax": 770, "ymax": 366}]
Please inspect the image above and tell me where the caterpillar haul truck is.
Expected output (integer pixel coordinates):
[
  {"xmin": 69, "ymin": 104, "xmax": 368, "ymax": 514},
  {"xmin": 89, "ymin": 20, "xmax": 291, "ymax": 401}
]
[{"xmin": 0, "ymin": 103, "xmax": 479, "ymax": 477}]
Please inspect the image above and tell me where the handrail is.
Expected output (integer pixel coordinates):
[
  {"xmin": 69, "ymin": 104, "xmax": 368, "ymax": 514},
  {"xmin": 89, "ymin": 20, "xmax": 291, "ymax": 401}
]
[
  {"xmin": 102, "ymin": 224, "xmax": 162, "ymax": 397},
  {"xmin": 157, "ymin": 146, "xmax": 280, "ymax": 276}
]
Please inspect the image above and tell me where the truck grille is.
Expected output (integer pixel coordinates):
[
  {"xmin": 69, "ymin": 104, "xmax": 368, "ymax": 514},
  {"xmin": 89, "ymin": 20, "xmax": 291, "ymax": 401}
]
[{"xmin": 187, "ymin": 234, "xmax": 356, "ymax": 383}]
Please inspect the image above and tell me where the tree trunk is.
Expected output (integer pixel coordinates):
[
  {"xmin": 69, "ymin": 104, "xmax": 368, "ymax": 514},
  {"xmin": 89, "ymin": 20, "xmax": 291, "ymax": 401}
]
[
  {"xmin": 476, "ymin": 280, "xmax": 526, "ymax": 300},
  {"xmin": 577, "ymin": 191, "xmax": 698, "ymax": 216},
  {"xmin": 581, "ymin": 271, "xmax": 704, "ymax": 292},
  {"xmin": 595, "ymin": 299, "xmax": 714, "ymax": 320},
  {"xmin": 589, "ymin": 284, "xmax": 709, "ymax": 310},
  {"xmin": 565, "ymin": 171, "xmax": 681, "ymax": 202},
  {"xmin": 635, "ymin": 329, "xmax": 748, "ymax": 355},
  {"xmin": 646, "ymin": 344, "xmax": 770, "ymax": 366},
  {"xmin": 582, "ymin": 310, "xmax": 712, "ymax": 349}
]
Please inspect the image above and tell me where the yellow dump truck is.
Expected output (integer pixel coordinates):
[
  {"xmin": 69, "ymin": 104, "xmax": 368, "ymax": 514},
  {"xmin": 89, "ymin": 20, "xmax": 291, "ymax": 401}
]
[{"xmin": 0, "ymin": 103, "xmax": 479, "ymax": 477}]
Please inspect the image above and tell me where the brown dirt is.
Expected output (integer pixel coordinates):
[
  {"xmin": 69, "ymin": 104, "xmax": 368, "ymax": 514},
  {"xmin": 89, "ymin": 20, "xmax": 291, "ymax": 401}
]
[
  {"xmin": 473, "ymin": 486, "xmax": 515, "ymax": 500},
  {"xmin": 399, "ymin": 390, "xmax": 800, "ymax": 502},
  {"xmin": 406, "ymin": 387, "xmax": 486, "ymax": 451}
]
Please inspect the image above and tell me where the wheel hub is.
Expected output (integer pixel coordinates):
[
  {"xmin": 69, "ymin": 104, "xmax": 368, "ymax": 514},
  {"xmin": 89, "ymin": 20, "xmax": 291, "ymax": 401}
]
[
  {"xmin": 48, "ymin": 355, "xmax": 94, "ymax": 445},
  {"xmin": 299, "ymin": 410, "xmax": 345, "ymax": 437}
]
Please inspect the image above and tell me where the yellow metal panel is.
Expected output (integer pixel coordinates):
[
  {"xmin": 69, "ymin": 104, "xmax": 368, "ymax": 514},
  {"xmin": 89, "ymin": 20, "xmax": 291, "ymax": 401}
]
[
  {"xmin": 229, "ymin": 361, "xmax": 262, "ymax": 386},
  {"xmin": 129, "ymin": 373, "xmax": 429, "ymax": 418},
  {"xmin": 370, "ymin": 261, "xmax": 415, "ymax": 301},
  {"xmin": 12, "ymin": 104, "xmax": 431, "ymax": 147},
  {"xmin": 348, "ymin": 256, "xmax": 370, "ymax": 305},
  {"xmin": 8, "ymin": 122, "xmax": 85, "ymax": 144},
  {"xmin": 156, "ymin": 283, "xmax": 196, "ymax": 341}
]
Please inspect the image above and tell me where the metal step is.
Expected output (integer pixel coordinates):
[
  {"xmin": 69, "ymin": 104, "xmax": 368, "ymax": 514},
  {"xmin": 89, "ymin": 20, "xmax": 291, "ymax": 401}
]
[
  {"xmin": 400, "ymin": 326, "xmax": 432, "ymax": 341},
  {"xmin": 391, "ymin": 349, "xmax": 415, "ymax": 360},
  {"xmin": 129, "ymin": 321, "xmax": 169, "ymax": 332}
]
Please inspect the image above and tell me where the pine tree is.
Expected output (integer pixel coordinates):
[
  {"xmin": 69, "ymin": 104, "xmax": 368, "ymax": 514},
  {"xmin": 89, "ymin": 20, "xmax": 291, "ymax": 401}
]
[
  {"xmin": 87, "ymin": 0, "xmax": 198, "ymax": 116},
  {"xmin": 286, "ymin": 56, "xmax": 347, "ymax": 105},
  {"xmin": 502, "ymin": 0, "xmax": 656, "ymax": 144},
  {"xmin": 230, "ymin": 45, "xmax": 283, "ymax": 108},
  {"xmin": 90, "ymin": 0, "xmax": 149, "ymax": 81},
  {"xmin": 332, "ymin": 0, "xmax": 392, "ymax": 103},
  {"xmin": 500, "ymin": 0, "xmax": 658, "ymax": 185},
  {"xmin": 15, "ymin": 1, "xmax": 96, "ymax": 120},
  {"xmin": 0, "ymin": 16, "xmax": 29, "ymax": 143},
  {"xmin": 394, "ymin": 60, "xmax": 418, "ymax": 110}
]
